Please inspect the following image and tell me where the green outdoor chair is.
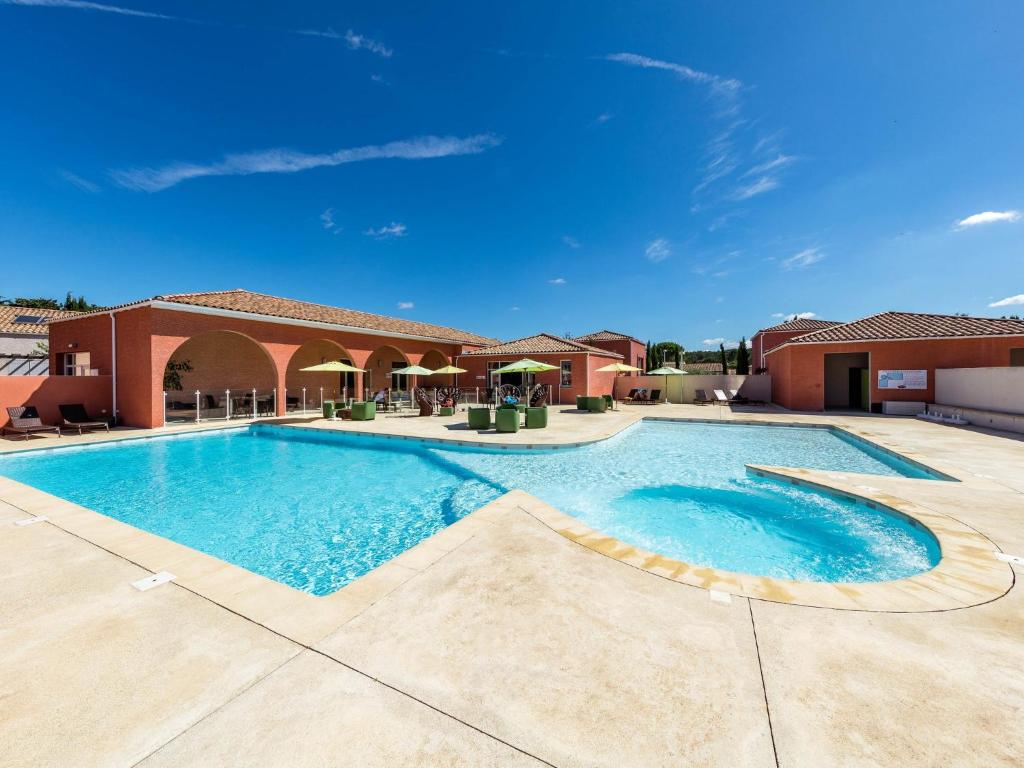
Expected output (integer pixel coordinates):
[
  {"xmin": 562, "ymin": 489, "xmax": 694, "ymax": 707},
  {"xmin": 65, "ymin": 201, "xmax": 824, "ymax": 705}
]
[
  {"xmin": 602, "ymin": 394, "xmax": 613, "ymax": 410},
  {"xmin": 585, "ymin": 396, "xmax": 607, "ymax": 413},
  {"xmin": 495, "ymin": 407, "xmax": 520, "ymax": 433},
  {"xmin": 525, "ymin": 406, "xmax": 548, "ymax": 429},
  {"xmin": 439, "ymin": 406, "xmax": 455, "ymax": 416},
  {"xmin": 576, "ymin": 395, "xmax": 587, "ymax": 410},
  {"xmin": 467, "ymin": 407, "xmax": 491, "ymax": 430},
  {"xmin": 322, "ymin": 401, "xmax": 336, "ymax": 419},
  {"xmin": 350, "ymin": 401, "xmax": 376, "ymax": 421}
]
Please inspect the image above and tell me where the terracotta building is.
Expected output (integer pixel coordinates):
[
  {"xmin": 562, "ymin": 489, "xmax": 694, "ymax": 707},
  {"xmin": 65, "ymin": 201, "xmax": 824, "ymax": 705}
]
[
  {"xmin": 572, "ymin": 330, "xmax": 647, "ymax": 374},
  {"xmin": 764, "ymin": 312, "xmax": 1024, "ymax": 412},
  {"xmin": 456, "ymin": 333, "xmax": 622, "ymax": 404},
  {"xmin": 46, "ymin": 289, "xmax": 496, "ymax": 428},
  {"xmin": 750, "ymin": 317, "xmax": 842, "ymax": 373}
]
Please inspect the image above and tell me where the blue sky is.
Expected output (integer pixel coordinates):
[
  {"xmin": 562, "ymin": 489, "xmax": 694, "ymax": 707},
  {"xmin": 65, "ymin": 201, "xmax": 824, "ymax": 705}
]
[{"xmin": 1, "ymin": 1, "xmax": 1022, "ymax": 350}]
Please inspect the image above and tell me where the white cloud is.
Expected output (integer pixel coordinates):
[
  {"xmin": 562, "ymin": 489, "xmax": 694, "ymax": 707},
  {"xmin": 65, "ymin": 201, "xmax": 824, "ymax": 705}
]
[
  {"xmin": 60, "ymin": 170, "xmax": 100, "ymax": 193},
  {"xmin": 561, "ymin": 235, "xmax": 581, "ymax": 249},
  {"xmin": 731, "ymin": 175, "xmax": 779, "ymax": 200},
  {"xmin": 781, "ymin": 247, "xmax": 825, "ymax": 270},
  {"xmin": 955, "ymin": 210, "xmax": 1020, "ymax": 229},
  {"xmin": 364, "ymin": 222, "xmax": 406, "ymax": 240},
  {"xmin": 320, "ymin": 207, "xmax": 336, "ymax": 230},
  {"xmin": 1, "ymin": 0, "xmax": 174, "ymax": 19},
  {"xmin": 702, "ymin": 337, "xmax": 738, "ymax": 349},
  {"xmin": 773, "ymin": 311, "xmax": 818, "ymax": 320},
  {"xmin": 645, "ymin": 237, "xmax": 671, "ymax": 263},
  {"xmin": 742, "ymin": 154, "xmax": 796, "ymax": 178},
  {"xmin": 396, "ymin": 301, "xmax": 414, "ymax": 310},
  {"xmin": 989, "ymin": 294, "xmax": 1024, "ymax": 308},
  {"xmin": 295, "ymin": 28, "xmax": 393, "ymax": 58},
  {"xmin": 548, "ymin": 277, "xmax": 567, "ymax": 285},
  {"xmin": 110, "ymin": 133, "xmax": 503, "ymax": 192},
  {"xmin": 509, "ymin": 305, "xmax": 520, "ymax": 311},
  {"xmin": 593, "ymin": 112, "xmax": 614, "ymax": 125},
  {"xmin": 605, "ymin": 52, "xmax": 741, "ymax": 93}
]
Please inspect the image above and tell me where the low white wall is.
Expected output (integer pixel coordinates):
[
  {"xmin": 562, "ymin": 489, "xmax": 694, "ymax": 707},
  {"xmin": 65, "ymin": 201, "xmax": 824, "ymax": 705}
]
[
  {"xmin": 935, "ymin": 367, "xmax": 1024, "ymax": 416},
  {"xmin": 612, "ymin": 374, "xmax": 771, "ymax": 404}
]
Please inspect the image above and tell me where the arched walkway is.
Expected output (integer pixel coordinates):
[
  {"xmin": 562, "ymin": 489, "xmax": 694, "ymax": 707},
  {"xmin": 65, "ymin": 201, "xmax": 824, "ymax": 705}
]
[
  {"xmin": 160, "ymin": 330, "xmax": 277, "ymax": 420},
  {"xmin": 285, "ymin": 339, "xmax": 356, "ymax": 410},
  {"xmin": 364, "ymin": 345, "xmax": 411, "ymax": 393},
  {"xmin": 418, "ymin": 348, "xmax": 452, "ymax": 388}
]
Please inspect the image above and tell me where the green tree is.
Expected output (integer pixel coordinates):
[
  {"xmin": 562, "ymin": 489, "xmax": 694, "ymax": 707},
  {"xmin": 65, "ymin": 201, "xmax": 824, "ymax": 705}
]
[
  {"xmin": 163, "ymin": 359, "xmax": 194, "ymax": 391},
  {"xmin": 645, "ymin": 340, "xmax": 652, "ymax": 371},
  {"xmin": 736, "ymin": 337, "xmax": 750, "ymax": 375},
  {"xmin": 652, "ymin": 341, "xmax": 684, "ymax": 369},
  {"xmin": 719, "ymin": 343, "xmax": 729, "ymax": 375}
]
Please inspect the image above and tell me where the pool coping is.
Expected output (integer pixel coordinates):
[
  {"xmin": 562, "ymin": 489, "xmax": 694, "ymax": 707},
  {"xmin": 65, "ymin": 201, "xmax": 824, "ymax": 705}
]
[{"xmin": 0, "ymin": 415, "xmax": 1012, "ymax": 639}]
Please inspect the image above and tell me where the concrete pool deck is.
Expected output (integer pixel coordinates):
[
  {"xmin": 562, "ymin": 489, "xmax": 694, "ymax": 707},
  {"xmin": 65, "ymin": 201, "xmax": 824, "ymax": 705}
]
[{"xmin": 1, "ymin": 405, "xmax": 1023, "ymax": 766}]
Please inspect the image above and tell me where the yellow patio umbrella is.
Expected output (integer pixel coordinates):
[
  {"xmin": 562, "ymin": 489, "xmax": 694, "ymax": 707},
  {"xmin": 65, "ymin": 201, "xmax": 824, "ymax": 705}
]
[
  {"xmin": 429, "ymin": 363, "xmax": 468, "ymax": 387},
  {"xmin": 299, "ymin": 361, "xmax": 366, "ymax": 373},
  {"xmin": 595, "ymin": 362, "xmax": 643, "ymax": 407}
]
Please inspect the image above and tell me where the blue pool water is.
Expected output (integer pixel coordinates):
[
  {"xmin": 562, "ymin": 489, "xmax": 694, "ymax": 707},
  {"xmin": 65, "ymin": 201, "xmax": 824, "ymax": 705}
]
[{"xmin": 0, "ymin": 421, "xmax": 941, "ymax": 593}]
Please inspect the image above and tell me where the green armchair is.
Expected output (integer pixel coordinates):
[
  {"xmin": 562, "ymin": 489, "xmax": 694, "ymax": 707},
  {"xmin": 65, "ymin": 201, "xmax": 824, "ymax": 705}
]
[
  {"xmin": 350, "ymin": 401, "xmax": 376, "ymax": 421},
  {"xmin": 583, "ymin": 396, "xmax": 607, "ymax": 413},
  {"xmin": 525, "ymin": 406, "xmax": 548, "ymax": 429},
  {"xmin": 467, "ymin": 407, "xmax": 491, "ymax": 430},
  {"xmin": 322, "ymin": 401, "xmax": 336, "ymax": 419},
  {"xmin": 495, "ymin": 408, "xmax": 520, "ymax": 433},
  {"xmin": 576, "ymin": 395, "xmax": 587, "ymax": 410}
]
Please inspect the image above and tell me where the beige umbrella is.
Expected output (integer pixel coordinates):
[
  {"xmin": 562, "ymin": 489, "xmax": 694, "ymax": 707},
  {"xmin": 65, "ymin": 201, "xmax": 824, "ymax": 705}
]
[{"xmin": 595, "ymin": 362, "xmax": 643, "ymax": 408}]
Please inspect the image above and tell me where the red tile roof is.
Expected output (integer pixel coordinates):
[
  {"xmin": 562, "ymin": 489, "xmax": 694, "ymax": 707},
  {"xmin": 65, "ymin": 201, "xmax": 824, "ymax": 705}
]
[
  {"xmin": 57, "ymin": 289, "xmax": 496, "ymax": 346},
  {"xmin": 757, "ymin": 318, "xmax": 843, "ymax": 334},
  {"xmin": 461, "ymin": 333, "xmax": 623, "ymax": 358},
  {"xmin": 0, "ymin": 305, "xmax": 81, "ymax": 335},
  {"xmin": 776, "ymin": 311, "xmax": 1024, "ymax": 347},
  {"xmin": 573, "ymin": 329, "xmax": 643, "ymax": 344}
]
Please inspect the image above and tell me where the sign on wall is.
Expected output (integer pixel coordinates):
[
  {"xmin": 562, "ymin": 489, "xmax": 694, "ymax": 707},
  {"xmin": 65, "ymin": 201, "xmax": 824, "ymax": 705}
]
[{"xmin": 877, "ymin": 369, "xmax": 927, "ymax": 390}]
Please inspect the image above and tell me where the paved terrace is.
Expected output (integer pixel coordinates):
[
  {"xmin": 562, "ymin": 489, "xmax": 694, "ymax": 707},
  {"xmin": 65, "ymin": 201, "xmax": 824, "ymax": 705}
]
[{"xmin": 1, "ymin": 404, "xmax": 1023, "ymax": 766}]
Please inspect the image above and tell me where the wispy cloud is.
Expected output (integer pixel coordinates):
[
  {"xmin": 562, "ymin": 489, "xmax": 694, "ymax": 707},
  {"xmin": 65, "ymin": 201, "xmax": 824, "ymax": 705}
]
[
  {"xmin": 593, "ymin": 112, "xmax": 614, "ymax": 125},
  {"xmin": 781, "ymin": 248, "xmax": 825, "ymax": 270},
  {"xmin": 294, "ymin": 27, "xmax": 394, "ymax": 57},
  {"xmin": 730, "ymin": 175, "xmax": 779, "ymax": 200},
  {"xmin": 561, "ymin": 235, "xmax": 581, "ymax": 249},
  {"xmin": 509, "ymin": 305, "xmax": 520, "ymax": 311},
  {"xmin": 548, "ymin": 277, "xmax": 567, "ymax": 285},
  {"xmin": 605, "ymin": 52, "xmax": 740, "ymax": 93},
  {"xmin": 645, "ymin": 238, "xmax": 671, "ymax": 263},
  {"xmin": 320, "ymin": 207, "xmax": 337, "ymax": 231},
  {"xmin": 702, "ymin": 337, "xmax": 738, "ymax": 349},
  {"xmin": 396, "ymin": 301, "xmax": 414, "ymax": 310},
  {"xmin": 989, "ymin": 294, "xmax": 1024, "ymax": 308},
  {"xmin": 110, "ymin": 133, "xmax": 503, "ymax": 192},
  {"xmin": 772, "ymin": 311, "xmax": 818, "ymax": 320},
  {"xmin": 364, "ymin": 222, "xmax": 406, "ymax": 240},
  {"xmin": 1, "ymin": 0, "xmax": 175, "ymax": 20},
  {"xmin": 60, "ymin": 169, "xmax": 100, "ymax": 193},
  {"xmin": 955, "ymin": 210, "xmax": 1020, "ymax": 229},
  {"xmin": 742, "ymin": 154, "xmax": 796, "ymax": 178}
]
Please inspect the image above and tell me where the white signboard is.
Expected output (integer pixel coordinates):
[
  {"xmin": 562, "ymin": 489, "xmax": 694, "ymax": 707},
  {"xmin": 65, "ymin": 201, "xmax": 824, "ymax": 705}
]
[{"xmin": 877, "ymin": 369, "xmax": 927, "ymax": 390}]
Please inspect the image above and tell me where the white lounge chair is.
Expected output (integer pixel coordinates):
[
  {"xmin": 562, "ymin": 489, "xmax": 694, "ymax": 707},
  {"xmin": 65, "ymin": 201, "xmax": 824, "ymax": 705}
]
[{"xmin": 713, "ymin": 389, "xmax": 730, "ymax": 404}]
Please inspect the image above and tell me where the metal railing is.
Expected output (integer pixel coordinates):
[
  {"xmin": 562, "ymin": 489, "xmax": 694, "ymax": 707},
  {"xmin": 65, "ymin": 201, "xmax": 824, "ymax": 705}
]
[{"xmin": 163, "ymin": 388, "xmax": 278, "ymax": 425}]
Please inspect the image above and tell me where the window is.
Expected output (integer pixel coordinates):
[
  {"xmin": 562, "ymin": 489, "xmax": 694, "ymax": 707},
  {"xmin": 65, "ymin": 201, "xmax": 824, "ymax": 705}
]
[
  {"xmin": 560, "ymin": 360, "xmax": 572, "ymax": 387},
  {"xmin": 1011, "ymin": 348, "xmax": 1024, "ymax": 367},
  {"xmin": 63, "ymin": 351, "xmax": 91, "ymax": 376},
  {"xmin": 486, "ymin": 361, "xmax": 508, "ymax": 383}
]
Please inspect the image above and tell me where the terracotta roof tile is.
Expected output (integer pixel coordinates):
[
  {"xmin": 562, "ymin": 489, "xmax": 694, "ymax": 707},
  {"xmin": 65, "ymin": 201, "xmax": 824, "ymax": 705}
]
[
  {"xmin": 0, "ymin": 306, "xmax": 81, "ymax": 335},
  {"xmin": 462, "ymin": 333, "xmax": 623, "ymax": 358},
  {"xmin": 780, "ymin": 311, "xmax": 1024, "ymax": 346},
  {"xmin": 757, "ymin": 318, "xmax": 843, "ymax": 334},
  {"xmin": 681, "ymin": 361, "xmax": 735, "ymax": 374},
  {"xmin": 56, "ymin": 289, "xmax": 496, "ymax": 345},
  {"xmin": 573, "ymin": 329, "xmax": 643, "ymax": 344}
]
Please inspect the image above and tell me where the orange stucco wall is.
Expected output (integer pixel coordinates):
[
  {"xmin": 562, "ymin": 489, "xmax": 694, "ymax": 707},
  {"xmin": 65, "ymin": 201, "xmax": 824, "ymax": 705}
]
[
  {"xmin": 0, "ymin": 375, "xmax": 113, "ymax": 429},
  {"xmin": 454, "ymin": 351, "xmax": 621, "ymax": 403},
  {"xmin": 751, "ymin": 329, "xmax": 816, "ymax": 372},
  {"xmin": 768, "ymin": 336, "xmax": 1024, "ymax": 411},
  {"xmin": 49, "ymin": 306, "xmax": 475, "ymax": 427},
  {"xmin": 581, "ymin": 338, "xmax": 646, "ymax": 373}
]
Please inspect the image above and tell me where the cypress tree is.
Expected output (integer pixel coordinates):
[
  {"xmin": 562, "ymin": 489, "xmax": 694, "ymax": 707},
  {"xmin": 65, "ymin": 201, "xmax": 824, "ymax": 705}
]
[
  {"xmin": 719, "ymin": 343, "xmax": 728, "ymax": 375},
  {"xmin": 645, "ymin": 340, "xmax": 652, "ymax": 372},
  {"xmin": 736, "ymin": 337, "xmax": 750, "ymax": 375}
]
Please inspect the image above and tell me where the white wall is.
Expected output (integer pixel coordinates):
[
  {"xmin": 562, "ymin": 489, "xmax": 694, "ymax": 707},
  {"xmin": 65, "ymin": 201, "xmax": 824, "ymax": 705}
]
[
  {"xmin": 935, "ymin": 367, "xmax": 1024, "ymax": 416},
  {"xmin": 612, "ymin": 374, "xmax": 772, "ymax": 403}
]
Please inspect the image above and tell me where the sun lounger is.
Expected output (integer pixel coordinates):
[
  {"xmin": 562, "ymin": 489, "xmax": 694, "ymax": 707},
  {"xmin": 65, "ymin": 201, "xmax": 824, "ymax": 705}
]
[
  {"xmin": 642, "ymin": 389, "xmax": 661, "ymax": 404},
  {"xmin": 622, "ymin": 388, "xmax": 640, "ymax": 403},
  {"xmin": 728, "ymin": 389, "xmax": 749, "ymax": 404},
  {"xmin": 58, "ymin": 403, "xmax": 109, "ymax": 434},
  {"xmin": 3, "ymin": 406, "xmax": 61, "ymax": 439},
  {"xmin": 693, "ymin": 389, "xmax": 713, "ymax": 405},
  {"xmin": 713, "ymin": 389, "xmax": 731, "ymax": 404}
]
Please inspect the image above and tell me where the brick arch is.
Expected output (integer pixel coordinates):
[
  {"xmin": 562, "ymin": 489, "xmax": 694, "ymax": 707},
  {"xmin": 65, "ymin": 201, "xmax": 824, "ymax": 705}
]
[
  {"xmin": 285, "ymin": 338, "xmax": 359, "ymax": 406},
  {"xmin": 419, "ymin": 348, "xmax": 452, "ymax": 388},
  {"xmin": 364, "ymin": 344, "xmax": 411, "ymax": 392},
  {"xmin": 158, "ymin": 329, "xmax": 278, "ymax": 398}
]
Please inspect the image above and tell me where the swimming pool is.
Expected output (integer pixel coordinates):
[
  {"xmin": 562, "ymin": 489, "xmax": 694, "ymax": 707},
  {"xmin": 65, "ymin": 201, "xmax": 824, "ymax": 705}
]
[{"xmin": 0, "ymin": 421, "xmax": 941, "ymax": 593}]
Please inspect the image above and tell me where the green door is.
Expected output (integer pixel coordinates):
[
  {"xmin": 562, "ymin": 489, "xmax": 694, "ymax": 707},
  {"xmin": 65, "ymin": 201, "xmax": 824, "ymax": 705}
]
[{"xmin": 860, "ymin": 368, "xmax": 870, "ymax": 411}]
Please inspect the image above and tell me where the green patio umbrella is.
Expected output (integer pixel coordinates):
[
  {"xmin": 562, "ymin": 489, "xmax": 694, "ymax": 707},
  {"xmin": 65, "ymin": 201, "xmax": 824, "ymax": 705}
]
[
  {"xmin": 646, "ymin": 366, "xmax": 688, "ymax": 403},
  {"xmin": 490, "ymin": 359, "xmax": 559, "ymax": 405}
]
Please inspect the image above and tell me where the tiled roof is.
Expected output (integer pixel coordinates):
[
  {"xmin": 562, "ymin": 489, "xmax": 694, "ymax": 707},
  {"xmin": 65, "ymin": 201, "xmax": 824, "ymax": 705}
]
[
  {"xmin": 0, "ymin": 305, "xmax": 81, "ymax": 335},
  {"xmin": 573, "ymin": 329, "xmax": 643, "ymax": 344},
  {"xmin": 780, "ymin": 311, "xmax": 1024, "ymax": 346},
  {"xmin": 462, "ymin": 333, "xmax": 623, "ymax": 358},
  {"xmin": 757, "ymin": 318, "xmax": 843, "ymax": 334},
  {"xmin": 60, "ymin": 289, "xmax": 496, "ymax": 346}
]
